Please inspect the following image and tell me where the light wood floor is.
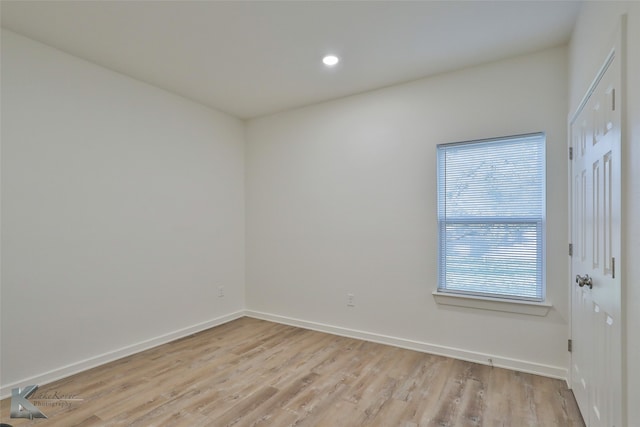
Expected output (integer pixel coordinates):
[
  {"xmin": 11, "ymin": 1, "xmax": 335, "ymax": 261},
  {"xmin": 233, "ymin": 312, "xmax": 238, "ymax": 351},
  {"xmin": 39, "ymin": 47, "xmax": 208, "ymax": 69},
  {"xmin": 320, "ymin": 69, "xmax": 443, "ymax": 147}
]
[{"xmin": 1, "ymin": 317, "xmax": 584, "ymax": 426}]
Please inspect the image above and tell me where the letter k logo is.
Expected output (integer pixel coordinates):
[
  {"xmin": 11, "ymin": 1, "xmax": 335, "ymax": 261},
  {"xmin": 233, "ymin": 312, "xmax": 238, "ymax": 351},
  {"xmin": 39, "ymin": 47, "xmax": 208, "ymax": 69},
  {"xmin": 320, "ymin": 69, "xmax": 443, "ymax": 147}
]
[{"xmin": 10, "ymin": 385, "xmax": 47, "ymax": 419}]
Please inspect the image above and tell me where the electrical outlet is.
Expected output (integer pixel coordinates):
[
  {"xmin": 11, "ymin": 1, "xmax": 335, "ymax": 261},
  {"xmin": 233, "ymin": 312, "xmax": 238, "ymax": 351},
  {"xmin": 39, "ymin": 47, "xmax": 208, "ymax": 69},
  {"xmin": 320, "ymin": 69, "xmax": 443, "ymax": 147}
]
[
  {"xmin": 218, "ymin": 286, "xmax": 225, "ymax": 298},
  {"xmin": 347, "ymin": 293, "xmax": 355, "ymax": 307}
]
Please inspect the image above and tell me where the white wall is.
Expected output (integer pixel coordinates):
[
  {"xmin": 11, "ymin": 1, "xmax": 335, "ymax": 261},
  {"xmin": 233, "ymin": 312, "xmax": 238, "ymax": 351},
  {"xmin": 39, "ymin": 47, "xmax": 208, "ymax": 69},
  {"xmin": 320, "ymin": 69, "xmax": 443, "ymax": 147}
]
[
  {"xmin": 246, "ymin": 46, "xmax": 570, "ymax": 377},
  {"xmin": 0, "ymin": 30, "xmax": 245, "ymax": 394},
  {"xmin": 9, "ymin": 10, "xmax": 630, "ymax": 408},
  {"xmin": 569, "ymin": 2, "xmax": 640, "ymax": 424}
]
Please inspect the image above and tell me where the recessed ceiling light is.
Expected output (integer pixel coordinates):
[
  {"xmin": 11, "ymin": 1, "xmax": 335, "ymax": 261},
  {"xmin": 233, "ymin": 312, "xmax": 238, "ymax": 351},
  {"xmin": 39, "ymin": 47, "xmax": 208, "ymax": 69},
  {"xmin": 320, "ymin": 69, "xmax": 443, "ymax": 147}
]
[{"xmin": 322, "ymin": 55, "xmax": 339, "ymax": 66}]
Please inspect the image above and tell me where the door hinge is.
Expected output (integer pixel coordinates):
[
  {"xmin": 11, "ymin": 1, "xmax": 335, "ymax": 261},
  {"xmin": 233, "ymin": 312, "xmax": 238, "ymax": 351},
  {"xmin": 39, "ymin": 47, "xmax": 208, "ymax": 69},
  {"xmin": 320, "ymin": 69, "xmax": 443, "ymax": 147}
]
[
  {"xmin": 569, "ymin": 147, "xmax": 573, "ymax": 160},
  {"xmin": 569, "ymin": 243, "xmax": 573, "ymax": 257},
  {"xmin": 612, "ymin": 88, "xmax": 616, "ymax": 111},
  {"xmin": 568, "ymin": 339, "xmax": 573, "ymax": 352},
  {"xmin": 612, "ymin": 257, "xmax": 615, "ymax": 279}
]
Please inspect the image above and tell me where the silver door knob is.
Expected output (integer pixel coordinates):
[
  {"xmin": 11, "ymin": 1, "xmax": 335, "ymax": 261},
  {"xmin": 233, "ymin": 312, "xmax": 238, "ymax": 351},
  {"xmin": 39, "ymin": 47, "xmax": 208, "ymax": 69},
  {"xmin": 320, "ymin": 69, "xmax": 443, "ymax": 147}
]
[{"xmin": 575, "ymin": 274, "xmax": 593, "ymax": 289}]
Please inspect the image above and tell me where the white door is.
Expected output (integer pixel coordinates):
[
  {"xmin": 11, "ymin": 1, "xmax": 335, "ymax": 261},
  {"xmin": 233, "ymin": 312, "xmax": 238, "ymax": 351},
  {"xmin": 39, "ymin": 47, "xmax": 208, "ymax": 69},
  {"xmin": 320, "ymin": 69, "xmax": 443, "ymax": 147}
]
[{"xmin": 570, "ymin": 40, "xmax": 622, "ymax": 427}]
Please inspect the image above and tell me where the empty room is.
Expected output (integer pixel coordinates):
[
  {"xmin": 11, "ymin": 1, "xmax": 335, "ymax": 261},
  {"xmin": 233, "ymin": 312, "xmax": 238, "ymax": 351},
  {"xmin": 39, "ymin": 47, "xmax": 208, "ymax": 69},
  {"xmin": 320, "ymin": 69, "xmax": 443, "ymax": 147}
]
[{"xmin": 1, "ymin": 1, "xmax": 638, "ymax": 426}]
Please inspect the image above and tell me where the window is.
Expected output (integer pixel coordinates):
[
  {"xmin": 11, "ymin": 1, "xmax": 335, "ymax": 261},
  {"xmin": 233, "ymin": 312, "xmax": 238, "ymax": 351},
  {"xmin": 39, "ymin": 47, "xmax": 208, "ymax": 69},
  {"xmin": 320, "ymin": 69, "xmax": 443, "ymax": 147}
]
[{"xmin": 437, "ymin": 133, "xmax": 545, "ymax": 301}]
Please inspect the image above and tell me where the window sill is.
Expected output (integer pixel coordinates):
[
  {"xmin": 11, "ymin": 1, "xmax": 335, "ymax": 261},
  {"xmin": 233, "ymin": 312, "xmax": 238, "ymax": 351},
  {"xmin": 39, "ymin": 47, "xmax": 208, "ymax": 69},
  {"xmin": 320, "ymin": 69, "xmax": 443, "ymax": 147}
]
[{"xmin": 432, "ymin": 291, "xmax": 552, "ymax": 316}]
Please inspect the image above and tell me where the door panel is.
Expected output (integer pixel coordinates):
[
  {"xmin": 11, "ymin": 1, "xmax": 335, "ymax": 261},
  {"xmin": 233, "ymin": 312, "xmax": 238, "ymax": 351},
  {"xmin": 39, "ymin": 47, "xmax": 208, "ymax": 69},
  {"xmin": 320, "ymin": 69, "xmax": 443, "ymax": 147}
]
[{"xmin": 570, "ymin": 44, "xmax": 621, "ymax": 427}]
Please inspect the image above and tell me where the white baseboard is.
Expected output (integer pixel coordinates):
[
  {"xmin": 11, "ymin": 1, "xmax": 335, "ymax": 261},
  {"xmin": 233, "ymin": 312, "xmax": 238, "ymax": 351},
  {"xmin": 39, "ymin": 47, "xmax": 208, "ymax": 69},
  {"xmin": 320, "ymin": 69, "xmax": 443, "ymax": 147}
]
[
  {"xmin": 245, "ymin": 310, "xmax": 568, "ymax": 381},
  {"xmin": 0, "ymin": 310, "xmax": 244, "ymax": 400}
]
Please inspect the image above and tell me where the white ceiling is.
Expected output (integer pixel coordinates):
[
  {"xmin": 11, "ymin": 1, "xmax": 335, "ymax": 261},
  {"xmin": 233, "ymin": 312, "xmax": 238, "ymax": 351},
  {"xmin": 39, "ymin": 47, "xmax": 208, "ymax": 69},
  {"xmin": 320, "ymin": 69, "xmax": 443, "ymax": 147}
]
[{"xmin": 0, "ymin": 1, "xmax": 582, "ymax": 119}]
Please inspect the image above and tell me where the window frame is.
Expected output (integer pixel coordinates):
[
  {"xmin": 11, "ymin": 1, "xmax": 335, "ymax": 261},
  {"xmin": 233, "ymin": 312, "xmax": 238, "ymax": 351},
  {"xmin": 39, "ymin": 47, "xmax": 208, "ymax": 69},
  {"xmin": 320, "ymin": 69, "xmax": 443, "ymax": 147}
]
[{"xmin": 436, "ymin": 133, "xmax": 547, "ymax": 304}]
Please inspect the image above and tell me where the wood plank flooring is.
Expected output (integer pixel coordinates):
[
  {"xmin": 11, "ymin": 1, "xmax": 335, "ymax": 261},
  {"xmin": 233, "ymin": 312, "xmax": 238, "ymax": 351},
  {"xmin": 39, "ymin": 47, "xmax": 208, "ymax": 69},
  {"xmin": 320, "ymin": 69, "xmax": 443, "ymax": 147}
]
[{"xmin": 0, "ymin": 317, "xmax": 584, "ymax": 426}]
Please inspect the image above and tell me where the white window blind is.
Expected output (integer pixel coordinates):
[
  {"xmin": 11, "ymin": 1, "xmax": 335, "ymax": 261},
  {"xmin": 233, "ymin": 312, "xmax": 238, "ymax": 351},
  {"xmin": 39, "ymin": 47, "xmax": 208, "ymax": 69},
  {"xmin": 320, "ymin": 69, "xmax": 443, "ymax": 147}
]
[{"xmin": 437, "ymin": 133, "xmax": 545, "ymax": 301}]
